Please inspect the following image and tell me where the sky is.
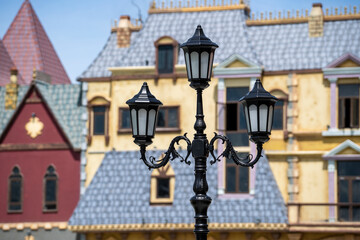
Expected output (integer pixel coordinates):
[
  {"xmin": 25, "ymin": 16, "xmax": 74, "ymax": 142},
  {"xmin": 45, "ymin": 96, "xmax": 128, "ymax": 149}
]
[{"xmin": 0, "ymin": 0, "xmax": 358, "ymax": 82}]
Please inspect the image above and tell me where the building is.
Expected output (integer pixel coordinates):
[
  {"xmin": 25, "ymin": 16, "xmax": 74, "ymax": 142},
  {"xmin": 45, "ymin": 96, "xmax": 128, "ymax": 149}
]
[
  {"xmin": 0, "ymin": 1, "xmax": 87, "ymax": 239},
  {"xmin": 71, "ymin": 0, "xmax": 360, "ymax": 239}
]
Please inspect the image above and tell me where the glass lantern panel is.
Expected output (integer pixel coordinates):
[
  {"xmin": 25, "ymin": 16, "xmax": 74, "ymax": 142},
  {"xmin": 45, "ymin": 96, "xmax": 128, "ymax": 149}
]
[
  {"xmin": 190, "ymin": 52, "xmax": 199, "ymax": 78},
  {"xmin": 267, "ymin": 105, "xmax": 273, "ymax": 132},
  {"xmin": 208, "ymin": 52, "xmax": 214, "ymax": 78},
  {"xmin": 185, "ymin": 52, "xmax": 191, "ymax": 79},
  {"xmin": 244, "ymin": 105, "xmax": 250, "ymax": 132},
  {"xmin": 259, "ymin": 104, "xmax": 268, "ymax": 132},
  {"xmin": 147, "ymin": 109, "xmax": 157, "ymax": 136},
  {"xmin": 249, "ymin": 105, "xmax": 258, "ymax": 132},
  {"xmin": 200, "ymin": 51, "xmax": 209, "ymax": 79},
  {"xmin": 138, "ymin": 109, "xmax": 147, "ymax": 136},
  {"xmin": 131, "ymin": 109, "xmax": 138, "ymax": 135}
]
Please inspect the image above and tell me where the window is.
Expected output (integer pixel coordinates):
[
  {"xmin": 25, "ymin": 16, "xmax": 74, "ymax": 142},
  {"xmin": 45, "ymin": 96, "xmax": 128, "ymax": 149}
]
[
  {"xmin": 8, "ymin": 166, "xmax": 22, "ymax": 212},
  {"xmin": 225, "ymin": 157, "xmax": 249, "ymax": 193},
  {"xmin": 43, "ymin": 166, "xmax": 58, "ymax": 211},
  {"xmin": 338, "ymin": 84, "xmax": 359, "ymax": 129},
  {"xmin": 156, "ymin": 106, "xmax": 180, "ymax": 131},
  {"xmin": 272, "ymin": 100, "xmax": 284, "ymax": 130},
  {"xmin": 226, "ymin": 87, "xmax": 249, "ymax": 146},
  {"xmin": 150, "ymin": 163, "xmax": 175, "ymax": 204},
  {"xmin": 93, "ymin": 106, "xmax": 106, "ymax": 135},
  {"xmin": 338, "ymin": 161, "xmax": 360, "ymax": 221},
  {"xmin": 154, "ymin": 36, "xmax": 178, "ymax": 77},
  {"xmin": 118, "ymin": 108, "xmax": 131, "ymax": 132},
  {"xmin": 158, "ymin": 45, "xmax": 174, "ymax": 74},
  {"xmin": 88, "ymin": 96, "xmax": 110, "ymax": 145}
]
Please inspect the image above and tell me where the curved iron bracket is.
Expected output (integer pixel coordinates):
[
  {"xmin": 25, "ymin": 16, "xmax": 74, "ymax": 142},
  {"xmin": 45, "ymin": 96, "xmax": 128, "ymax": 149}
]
[
  {"xmin": 140, "ymin": 133, "xmax": 192, "ymax": 170},
  {"xmin": 208, "ymin": 132, "xmax": 263, "ymax": 168}
]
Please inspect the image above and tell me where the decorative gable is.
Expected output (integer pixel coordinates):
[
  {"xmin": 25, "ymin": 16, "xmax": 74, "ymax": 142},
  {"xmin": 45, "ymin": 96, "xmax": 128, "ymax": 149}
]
[
  {"xmin": 323, "ymin": 53, "xmax": 360, "ymax": 79},
  {"xmin": 323, "ymin": 140, "xmax": 360, "ymax": 160},
  {"xmin": 213, "ymin": 54, "xmax": 262, "ymax": 78}
]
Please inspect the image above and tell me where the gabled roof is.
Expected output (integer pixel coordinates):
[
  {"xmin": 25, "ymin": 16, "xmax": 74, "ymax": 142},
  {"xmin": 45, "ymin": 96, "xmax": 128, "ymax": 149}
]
[
  {"xmin": 69, "ymin": 150, "xmax": 287, "ymax": 226},
  {"xmin": 3, "ymin": 0, "xmax": 70, "ymax": 84},
  {"xmin": 0, "ymin": 39, "xmax": 24, "ymax": 85},
  {"xmin": 0, "ymin": 81, "xmax": 86, "ymax": 149}
]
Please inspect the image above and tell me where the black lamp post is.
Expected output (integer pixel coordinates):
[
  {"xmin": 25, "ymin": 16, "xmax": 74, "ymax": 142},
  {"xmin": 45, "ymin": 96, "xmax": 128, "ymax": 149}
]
[{"xmin": 127, "ymin": 25, "xmax": 278, "ymax": 240}]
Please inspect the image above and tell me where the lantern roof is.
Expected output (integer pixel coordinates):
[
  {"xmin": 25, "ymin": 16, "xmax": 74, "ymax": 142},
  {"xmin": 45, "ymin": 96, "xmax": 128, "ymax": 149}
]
[
  {"xmin": 126, "ymin": 82, "xmax": 162, "ymax": 105},
  {"xmin": 180, "ymin": 25, "xmax": 218, "ymax": 49},
  {"xmin": 239, "ymin": 79, "xmax": 278, "ymax": 103}
]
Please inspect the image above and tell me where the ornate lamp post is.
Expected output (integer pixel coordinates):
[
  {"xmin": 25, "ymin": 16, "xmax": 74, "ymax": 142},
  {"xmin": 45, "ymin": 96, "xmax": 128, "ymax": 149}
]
[{"xmin": 127, "ymin": 25, "xmax": 278, "ymax": 240}]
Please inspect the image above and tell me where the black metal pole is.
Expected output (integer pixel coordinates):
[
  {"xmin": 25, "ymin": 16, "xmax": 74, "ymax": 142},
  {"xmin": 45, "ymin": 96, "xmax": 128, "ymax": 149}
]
[{"xmin": 190, "ymin": 89, "xmax": 211, "ymax": 240}]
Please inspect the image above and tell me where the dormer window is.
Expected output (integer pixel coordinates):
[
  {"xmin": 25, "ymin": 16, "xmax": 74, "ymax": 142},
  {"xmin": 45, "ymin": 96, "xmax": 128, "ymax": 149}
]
[
  {"xmin": 150, "ymin": 162, "xmax": 175, "ymax": 204},
  {"xmin": 155, "ymin": 36, "xmax": 178, "ymax": 77}
]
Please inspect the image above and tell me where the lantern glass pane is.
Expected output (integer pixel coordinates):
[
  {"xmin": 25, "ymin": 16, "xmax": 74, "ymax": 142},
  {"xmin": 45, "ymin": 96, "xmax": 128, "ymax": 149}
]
[
  {"xmin": 249, "ymin": 105, "xmax": 258, "ymax": 132},
  {"xmin": 267, "ymin": 105, "xmax": 273, "ymax": 132},
  {"xmin": 208, "ymin": 52, "xmax": 214, "ymax": 77},
  {"xmin": 131, "ymin": 109, "xmax": 138, "ymax": 135},
  {"xmin": 190, "ymin": 52, "xmax": 199, "ymax": 78},
  {"xmin": 244, "ymin": 105, "xmax": 250, "ymax": 132},
  {"xmin": 200, "ymin": 51, "xmax": 209, "ymax": 79},
  {"xmin": 185, "ymin": 52, "xmax": 191, "ymax": 79},
  {"xmin": 259, "ymin": 104, "xmax": 268, "ymax": 132},
  {"xmin": 147, "ymin": 109, "xmax": 157, "ymax": 136},
  {"xmin": 138, "ymin": 109, "xmax": 147, "ymax": 136}
]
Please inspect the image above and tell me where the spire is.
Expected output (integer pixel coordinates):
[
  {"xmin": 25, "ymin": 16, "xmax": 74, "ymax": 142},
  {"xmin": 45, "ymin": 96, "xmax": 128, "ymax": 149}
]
[
  {"xmin": 0, "ymin": 39, "xmax": 24, "ymax": 86},
  {"xmin": 3, "ymin": 0, "xmax": 70, "ymax": 84}
]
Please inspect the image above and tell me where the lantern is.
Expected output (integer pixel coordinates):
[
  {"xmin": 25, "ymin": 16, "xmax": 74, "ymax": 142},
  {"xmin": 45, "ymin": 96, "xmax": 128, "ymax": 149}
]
[
  {"xmin": 239, "ymin": 79, "xmax": 278, "ymax": 144},
  {"xmin": 180, "ymin": 25, "xmax": 218, "ymax": 89},
  {"xmin": 126, "ymin": 82, "xmax": 162, "ymax": 146}
]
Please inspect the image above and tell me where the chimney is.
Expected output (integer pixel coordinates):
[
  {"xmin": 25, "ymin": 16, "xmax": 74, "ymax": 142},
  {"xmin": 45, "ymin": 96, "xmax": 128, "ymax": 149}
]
[
  {"xmin": 115, "ymin": 15, "xmax": 142, "ymax": 48},
  {"xmin": 5, "ymin": 67, "xmax": 19, "ymax": 110},
  {"xmin": 309, "ymin": 3, "xmax": 324, "ymax": 37}
]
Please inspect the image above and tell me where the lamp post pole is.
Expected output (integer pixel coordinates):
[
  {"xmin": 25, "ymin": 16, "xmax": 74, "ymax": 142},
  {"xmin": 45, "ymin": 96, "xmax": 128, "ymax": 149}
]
[{"xmin": 127, "ymin": 26, "xmax": 278, "ymax": 240}]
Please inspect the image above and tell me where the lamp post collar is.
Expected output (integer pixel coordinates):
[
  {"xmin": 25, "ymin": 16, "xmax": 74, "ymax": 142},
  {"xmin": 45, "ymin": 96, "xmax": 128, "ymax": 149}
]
[
  {"xmin": 239, "ymin": 79, "xmax": 278, "ymax": 102},
  {"xmin": 180, "ymin": 25, "xmax": 219, "ymax": 48},
  {"xmin": 126, "ymin": 82, "xmax": 162, "ymax": 105}
]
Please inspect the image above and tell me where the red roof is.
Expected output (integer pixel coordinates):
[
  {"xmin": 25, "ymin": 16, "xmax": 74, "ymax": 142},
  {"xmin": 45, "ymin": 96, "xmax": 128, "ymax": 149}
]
[
  {"xmin": 0, "ymin": 39, "xmax": 24, "ymax": 85},
  {"xmin": 3, "ymin": 0, "xmax": 70, "ymax": 85}
]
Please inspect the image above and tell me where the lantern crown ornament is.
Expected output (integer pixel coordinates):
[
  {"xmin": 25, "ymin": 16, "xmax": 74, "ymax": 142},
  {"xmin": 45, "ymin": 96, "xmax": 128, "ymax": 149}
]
[
  {"xmin": 180, "ymin": 25, "xmax": 218, "ymax": 90},
  {"xmin": 126, "ymin": 82, "xmax": 162, "ymax": 147},
  {"xmin": 239, "ymin": 79, "xmax": 278, "ymax": 144}
]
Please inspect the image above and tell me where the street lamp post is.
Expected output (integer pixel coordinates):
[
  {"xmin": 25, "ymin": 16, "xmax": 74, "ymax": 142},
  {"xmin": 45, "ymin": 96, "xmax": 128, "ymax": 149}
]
[{"xmin": 127, "ymin": 25, "xmax": 278, "ymax": 240}]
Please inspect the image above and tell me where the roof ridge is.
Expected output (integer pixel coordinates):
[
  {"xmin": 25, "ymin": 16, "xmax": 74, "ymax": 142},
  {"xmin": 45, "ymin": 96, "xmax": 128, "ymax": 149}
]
[{"xmin": 27, "ymin": 1, "xmax": 44, "ymax": 70}]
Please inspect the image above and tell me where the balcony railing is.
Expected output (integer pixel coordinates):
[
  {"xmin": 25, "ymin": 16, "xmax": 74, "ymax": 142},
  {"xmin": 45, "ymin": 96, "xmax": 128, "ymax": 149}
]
[{"xmin": 288, "ymin": 203, "xmax": 360, "ymax": 224}]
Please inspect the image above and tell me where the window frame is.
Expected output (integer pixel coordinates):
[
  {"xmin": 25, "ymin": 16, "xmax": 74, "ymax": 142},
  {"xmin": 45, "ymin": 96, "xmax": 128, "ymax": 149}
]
[
  {"xmin": 154, "ymin": 36, "xmax": 178, "ymax": 80},
  {"xmin": 43, "ymin": 165, "xmax": 58, "ymax": 212},
  {"xmin": 270, "ymin": 89, "xmax": 288, "ymax": 137},
  {"xmin": 225, "ymin": 157, "xmax": 250, "ymax": 194},
  {"xmin": 338, "ymin": 84, "xmax": 360, "ymax": 129},
  {"xmin": 156, "ymin": 106, "xmax": 181, "ymax": 133},
  {"xmin": 118, "ymin": 107, "xmax": 132, "ymax": 133},
  {"xmin": 150, "ymin": 163, "xmax": 175, "ymax": 205},
  {"xmin": 88, "ymin": 96, "xmax": 110, "ymax": 145},
  {"xmin": 8, "ymin": 166, "xmax": 23, "ymax": 213},
  {"xmin": 225, "ymin": 87, "xmax": 249, "ymax": 147}
]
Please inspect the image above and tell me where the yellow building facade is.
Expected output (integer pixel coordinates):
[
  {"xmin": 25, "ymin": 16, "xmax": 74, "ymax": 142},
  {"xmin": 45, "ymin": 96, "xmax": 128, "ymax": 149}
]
[{"xmin": 71, "ymin": 1, "xmax": 360, "ymax": 240}]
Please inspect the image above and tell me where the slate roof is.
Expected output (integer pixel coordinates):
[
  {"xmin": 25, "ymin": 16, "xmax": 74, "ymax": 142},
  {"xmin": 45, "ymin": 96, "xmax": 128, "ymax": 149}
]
[
  {"xmin": 69, "ymin": 150, "xmax": 287, "ymax": 226},
  {"xmin": 0, "ymin": 39, "xmax": 24, "ymax": 85},
  {"xmin": 81, "ymin": 8, "xmax": 360, "ymax": 79},
  {"xmin": 2, "ymin": 0, "xmax": 70, "ymax": 85},
  {"xmin": 0, "ymin": 81, "xmax": 86, "ymax": 149}
]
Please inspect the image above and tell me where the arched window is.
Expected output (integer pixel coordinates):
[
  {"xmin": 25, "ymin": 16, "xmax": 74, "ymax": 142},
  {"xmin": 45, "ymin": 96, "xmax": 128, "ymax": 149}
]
[
  {"xmin": 43, "ymin": 165, "xmax": 58, "ymax": 211},
  {"xmin": 8, "ymin": 166, "xmax": 22, "ymax": 212}
]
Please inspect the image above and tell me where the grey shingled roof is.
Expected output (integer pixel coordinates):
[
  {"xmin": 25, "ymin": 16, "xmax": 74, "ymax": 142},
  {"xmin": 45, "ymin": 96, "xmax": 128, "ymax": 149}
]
[
  {"xmin": 80, "ymin": 9, "xmax": 259, "ymax": 78},
  {"xmin": 0, "ymin": 81, "xmax": 86, "ymax": 149},
  {"xmin": 248, "ymin": 20, "xmax": 360, "ymax": 71},
  {"xmin": 69, "ymin": 150, "xmax": 287, "ymax": 226},
  {"xmin": 80, "ymin": 9, "xmax": 360, "ymax": 79}
]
